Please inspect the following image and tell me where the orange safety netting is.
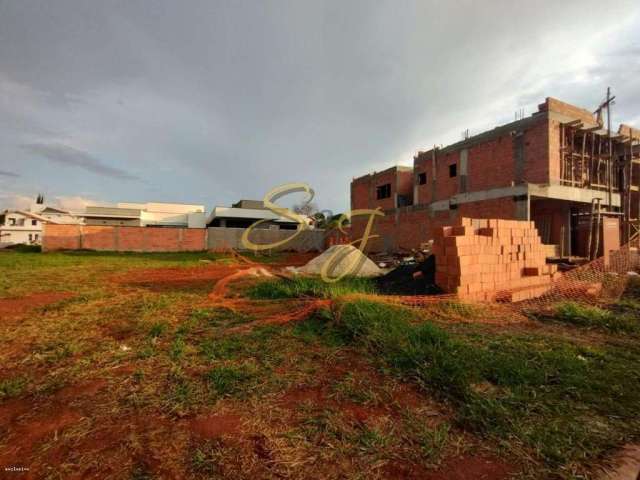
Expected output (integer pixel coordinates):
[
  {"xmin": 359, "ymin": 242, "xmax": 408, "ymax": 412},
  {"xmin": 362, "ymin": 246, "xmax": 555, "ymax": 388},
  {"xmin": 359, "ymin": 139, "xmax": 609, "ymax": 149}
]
[{"xmin": 207, "ymin": 238, "xmax": 639, "ymax": 329}]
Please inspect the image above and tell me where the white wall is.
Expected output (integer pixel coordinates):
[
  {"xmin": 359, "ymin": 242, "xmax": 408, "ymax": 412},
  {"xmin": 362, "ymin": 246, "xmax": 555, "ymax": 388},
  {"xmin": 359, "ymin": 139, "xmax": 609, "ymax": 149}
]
[
  {"xmin": 116, "ymin": 202, "xmax": 206, "ymax": 227},
  {"xmin": 0, "ymin": 213, "xmax": 43, "ymax": 244}
]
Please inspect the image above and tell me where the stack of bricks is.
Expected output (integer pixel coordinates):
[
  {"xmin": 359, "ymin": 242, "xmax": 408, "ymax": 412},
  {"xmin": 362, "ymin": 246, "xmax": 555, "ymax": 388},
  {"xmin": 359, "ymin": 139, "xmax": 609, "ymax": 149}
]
[{"xmin": 432, "ymin": 218, "xmax": 560, "ymax": 302}]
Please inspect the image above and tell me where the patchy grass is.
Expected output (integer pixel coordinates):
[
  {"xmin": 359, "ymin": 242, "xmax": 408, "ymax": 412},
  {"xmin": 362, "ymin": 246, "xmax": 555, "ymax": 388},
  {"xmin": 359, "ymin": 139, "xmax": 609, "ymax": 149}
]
[
  {"xmin": 431, "ymin": 299, "xmax": 487, "ymax": 320},
  {"xmin": 322, "ymin": 298, "xmax": 640, "ymax": 477},
  {"xmin": 190, "ymin": 440, "xmax": 225, "ymax": 475},
  {"xmin": 247, "ymin": 276, "xmax": 377, "ymax": 299},
  {"xmin": 206, "ymin": 364, "xmax": 259, "ymax": 397},
  {"xmin": 2, "ymin": 248, "xmax": 638, "ymax": 479},
  {"xmin": 189, "ymin": 307, "xmax": 254, "ymax": 328},
  {"xmin": 541, "ymin": 301, "xmax": 640, "ymax": 334},
  {"xmin": 0, "ymin": 376, "xmax": 27, "ymax": 400},
  {"xmin": 407, "ymin": 417, "xmax": 451, "ymax": 462}
]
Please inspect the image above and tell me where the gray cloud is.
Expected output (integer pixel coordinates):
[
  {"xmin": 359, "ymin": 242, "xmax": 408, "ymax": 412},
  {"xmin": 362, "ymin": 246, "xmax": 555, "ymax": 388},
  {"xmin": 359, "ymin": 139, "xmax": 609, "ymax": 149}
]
[
  {"xmin": 21, "ymin": 142, "xmax": 139, "ymax": 181},
  {"xmin": 1, "ymin": 1, "xmax": 639, "ymax": 211},
  {"xmin": 0, "ymin": 170, "xmax": 19, "ymax": 177}
]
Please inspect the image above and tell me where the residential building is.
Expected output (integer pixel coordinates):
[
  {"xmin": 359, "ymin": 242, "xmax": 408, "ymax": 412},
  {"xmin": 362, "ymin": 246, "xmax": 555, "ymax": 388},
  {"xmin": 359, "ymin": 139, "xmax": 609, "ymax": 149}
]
[
  {"xmin": 80, "ymin": 202, "xmax": 206, "ymax": 228},
  {"xmin": 206, "ymin": 200, "xmax": 305, "ymax": 230},
  {"xmin": 1, "ymin": 210, "xmax": 55, "ymax": 245},
  {"xmin": 0, "ymin": 202, "xmax": 82, "ymax": 246},
  {"xmin": 351, "ymin": 97, "xmax": 640, "ymax": 255}
]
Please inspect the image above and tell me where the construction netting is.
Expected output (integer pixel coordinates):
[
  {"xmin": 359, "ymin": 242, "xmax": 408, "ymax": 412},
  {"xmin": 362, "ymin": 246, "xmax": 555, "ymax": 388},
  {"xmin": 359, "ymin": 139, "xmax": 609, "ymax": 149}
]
[
  {"xmin": 204, "ymin": 237, "xmax": 639, "ymax": 328},
  {"xmin": 377, "ymin": 240, "xmax": 640, "ymax": 323}
]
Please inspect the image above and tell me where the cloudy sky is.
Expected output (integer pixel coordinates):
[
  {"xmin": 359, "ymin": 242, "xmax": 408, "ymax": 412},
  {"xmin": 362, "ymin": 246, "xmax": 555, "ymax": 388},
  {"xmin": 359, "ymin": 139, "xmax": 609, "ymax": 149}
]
[{"xmin": 1, "ymin": 0, "xmax": 639, "ymax": 214}]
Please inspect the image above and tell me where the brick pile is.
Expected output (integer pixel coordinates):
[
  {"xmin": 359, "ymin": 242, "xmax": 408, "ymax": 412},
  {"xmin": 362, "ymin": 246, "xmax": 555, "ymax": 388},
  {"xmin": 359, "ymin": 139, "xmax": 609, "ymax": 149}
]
[{"xmin": 432, "ymin": 218, "xmax": 560, "ymax": 302}]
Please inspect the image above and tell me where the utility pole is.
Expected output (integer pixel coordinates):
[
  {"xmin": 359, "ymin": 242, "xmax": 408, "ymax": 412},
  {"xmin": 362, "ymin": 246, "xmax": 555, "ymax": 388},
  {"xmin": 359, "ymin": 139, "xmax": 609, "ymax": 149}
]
[{"xmin": 606, "ymin": 87, "xmax": 613, "ymax": 211}]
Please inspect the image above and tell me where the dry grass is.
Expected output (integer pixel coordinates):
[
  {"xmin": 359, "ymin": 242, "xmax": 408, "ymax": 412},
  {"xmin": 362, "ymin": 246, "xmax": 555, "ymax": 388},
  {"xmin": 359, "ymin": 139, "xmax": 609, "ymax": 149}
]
[
  {"xmin": 0, "ymin": 250, "xmax": 502, "ymax": 479},
  {"xmin": 3, "ymin": 250, "xmax": 635, "ymax": 479}
]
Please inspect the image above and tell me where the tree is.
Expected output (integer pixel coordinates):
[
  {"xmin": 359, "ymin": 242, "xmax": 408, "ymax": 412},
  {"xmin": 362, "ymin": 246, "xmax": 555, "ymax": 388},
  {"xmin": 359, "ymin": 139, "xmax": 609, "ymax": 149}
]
[{"xmin": 292, "ymin": 202, "xmax": 318, "ymax": 217}]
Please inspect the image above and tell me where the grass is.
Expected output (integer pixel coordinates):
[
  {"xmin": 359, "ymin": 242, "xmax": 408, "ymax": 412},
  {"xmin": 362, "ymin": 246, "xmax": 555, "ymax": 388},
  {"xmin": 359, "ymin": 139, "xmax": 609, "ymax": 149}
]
[
  {"xmin": 206, "ymin": 364, "xmax": 258, "ymax": 397},
  {"xmin": 0, "ymin": 377, "xmax": 27, "ymax": 400},
  {"xmin": 247, "ymin": 276, "xmax": 377, "ymax": 299},
  {"xmin": 409, "ymin": 419, "xmax": 451, "ymax": 462},
  {"xmin": 2, "ymin": 248, "xmax": 639, "ymax": 479},
  {"xmin": 306, "ymin": 298, "xmax": 640, "ymax": 477},
  {"xmin": 550, "ymin": 301, "xmax": 640, "ymax": 333},
  {"xmin": 191, "ymin": 440, "xmax": 225, "ymax": 475}
]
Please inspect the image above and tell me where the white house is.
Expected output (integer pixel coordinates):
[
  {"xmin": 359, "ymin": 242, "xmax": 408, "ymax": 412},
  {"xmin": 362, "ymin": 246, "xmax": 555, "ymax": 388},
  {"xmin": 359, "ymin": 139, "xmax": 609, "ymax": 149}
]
[
  {"xmin": 206, "ymin": 199, "xmax": 312, "ymax": 230},
  {"xmin": 0, "ymin": 210, "xmax": 53, "ymax": 245},
  {"xmin": 0, "ymin": 203, "xmax": 83, "ymax": 246}
]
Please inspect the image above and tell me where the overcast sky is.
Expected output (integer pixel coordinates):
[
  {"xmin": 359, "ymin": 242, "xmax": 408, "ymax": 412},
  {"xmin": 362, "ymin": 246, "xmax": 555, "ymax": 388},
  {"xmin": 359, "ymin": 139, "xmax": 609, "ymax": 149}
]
[{"xmin": 1, "ymin": 0, "xmax": 639, "ymax": 214}]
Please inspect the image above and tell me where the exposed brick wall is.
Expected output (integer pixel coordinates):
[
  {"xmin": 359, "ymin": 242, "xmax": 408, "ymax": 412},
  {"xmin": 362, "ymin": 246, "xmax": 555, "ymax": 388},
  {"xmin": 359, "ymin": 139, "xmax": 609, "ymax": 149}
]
[
  {"xmin": 524, "ymin": 119, "xmax": 551, "ymax": 184},
  {"xmin": 350, "ymin": 197, "xmax": 520, "ymax": 253},
  {"xmin": 42, "ymin": 225, "xmax": 82, "ymax": 250},
  {"xmin": 408, "ymin": 121, "xmax": 553, "ymax": 212},
  {"xmin": 81, "ymin": 226, "xmax": 116, "ymax": 251},
  {"xmin": 351, "ymin": 166, "xmax": 413, "ymax": 211},
  {"xmin": 43, "ymin": 224, "xmax": 207, "ymax": 252},
  {"xmin": 395, "ymin": 168, "xmax": 414, "ymax": 204},
  {"xmin": 539, "ymin": 97, "xmax": 596, "ymax": 125},
  {"xmin": 350, "ymin": 179, "xmax": 371, "ymax": 210},
  {"xmin": 457, "ymin": 197, "xmax": 518, "ymax": 220},
  {"xmin": 466, "ymin": 134, "xmax": 515, "ymax": 191},
  {"xmin": 413, "ymin": 150, "xmax": 434, "ymax": 205},
  {"xmin": 435, "ymin": 150, "xmax": 460, "ymax": 199},
  {"xmin": 547, "ymin": 118, "xmax": 563, "ymax": 183}
]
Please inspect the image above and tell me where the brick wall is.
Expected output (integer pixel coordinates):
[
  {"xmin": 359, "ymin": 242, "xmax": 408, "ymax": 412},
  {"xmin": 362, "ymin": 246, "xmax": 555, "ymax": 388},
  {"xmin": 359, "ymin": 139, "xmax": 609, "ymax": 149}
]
[
  {"xmin": 351, "ymin": 166, "xmax": 413, "ymax": 211},
  {"xmin": 409, "ymin": 122, "xmax": 553, "ymax": 211},
  {"xmin": 539, "ymin": 97, "xmax": 596, "ymax": 125},
  {"xmin": 43, "ymin": 224, "xmax": 207, "ymax": 252},
  {"xmin": 350, "ymin": 197, "xmax": 520, "ymax": 253}
]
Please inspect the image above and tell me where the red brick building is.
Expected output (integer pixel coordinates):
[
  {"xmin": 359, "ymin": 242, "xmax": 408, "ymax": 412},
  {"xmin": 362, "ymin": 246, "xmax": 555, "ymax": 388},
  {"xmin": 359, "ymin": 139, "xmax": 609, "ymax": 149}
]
[{"xmin": 351, "ymin": 97, "xmax": 639, "ymax": 255}]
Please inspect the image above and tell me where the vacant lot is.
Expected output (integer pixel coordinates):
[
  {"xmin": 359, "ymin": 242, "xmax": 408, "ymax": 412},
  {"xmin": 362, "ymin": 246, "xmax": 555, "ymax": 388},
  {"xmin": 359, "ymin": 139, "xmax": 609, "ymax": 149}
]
[{"xmin": 1, "ymin": 249, "xmax": 639, "ymax": 479}]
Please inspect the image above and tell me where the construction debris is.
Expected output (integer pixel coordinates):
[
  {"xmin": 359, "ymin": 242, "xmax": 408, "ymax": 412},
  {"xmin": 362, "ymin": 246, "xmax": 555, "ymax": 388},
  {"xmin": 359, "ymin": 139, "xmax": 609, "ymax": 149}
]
[
  {"xmin": 295, "ymin": 245, "xmax": 383, "ymax": 278},
  {"xmin": 376, "ymin": 253, "xmax": 440, "ymax": 295}
]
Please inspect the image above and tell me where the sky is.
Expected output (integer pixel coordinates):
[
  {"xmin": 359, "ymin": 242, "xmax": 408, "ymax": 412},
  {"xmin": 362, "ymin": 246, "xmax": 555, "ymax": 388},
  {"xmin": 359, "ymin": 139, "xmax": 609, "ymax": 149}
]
[{"xmin": 1, "ymin": 0, "xmax": 640, "ymax": 215}]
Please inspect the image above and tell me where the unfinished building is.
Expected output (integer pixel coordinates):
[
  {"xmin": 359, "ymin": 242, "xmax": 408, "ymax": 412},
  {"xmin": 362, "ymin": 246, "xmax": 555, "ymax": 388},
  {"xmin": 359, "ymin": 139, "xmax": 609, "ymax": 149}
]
[{"xmin": 351, "ymin": 95, "xmax": 640, "ymax": 259}]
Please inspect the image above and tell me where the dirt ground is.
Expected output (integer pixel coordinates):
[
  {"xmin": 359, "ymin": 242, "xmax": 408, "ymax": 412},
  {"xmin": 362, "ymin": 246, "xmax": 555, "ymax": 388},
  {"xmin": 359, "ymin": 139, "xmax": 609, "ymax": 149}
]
[{"xmin": 0, "ymin": 251, "xmax": 522, "ymax": 479}]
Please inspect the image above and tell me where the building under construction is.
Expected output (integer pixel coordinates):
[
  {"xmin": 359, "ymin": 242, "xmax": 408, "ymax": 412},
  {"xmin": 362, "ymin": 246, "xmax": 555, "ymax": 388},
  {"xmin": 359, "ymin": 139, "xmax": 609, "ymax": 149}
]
[{"xmin": 351, "ymin": 94, "xmax": 640, "ymax": 259}]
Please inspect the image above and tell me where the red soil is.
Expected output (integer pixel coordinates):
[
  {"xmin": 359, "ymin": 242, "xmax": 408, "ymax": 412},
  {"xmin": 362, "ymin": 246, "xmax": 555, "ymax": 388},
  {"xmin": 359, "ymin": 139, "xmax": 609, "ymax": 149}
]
[
  {"xmin": 52, "ymin": 379, "xmax": 109, "ymax": 403},
  {"xmin": 279, "ymin": 385, "xmax": 326, "ymax": 408},
  {"xmin": 115, "ymin": 265, "xmax": 241, "ymax": 291},
  {"xmin": 420, "ymin": 454, "xmax": 513, "ymax": 480},
  {"xmin": 189, "ymin": 413, "xmax": 243, "ymax": 439},
  {"xmin": 0, "ymin": 292, "xmax": 73, "ymax": 319},
  {"xmin": 381, "ymin": 454, "xmax": 512, "ymax": 480},
  {"xmin": 0, "ymin": 407, "xmax": 83, "ymax": 464}
]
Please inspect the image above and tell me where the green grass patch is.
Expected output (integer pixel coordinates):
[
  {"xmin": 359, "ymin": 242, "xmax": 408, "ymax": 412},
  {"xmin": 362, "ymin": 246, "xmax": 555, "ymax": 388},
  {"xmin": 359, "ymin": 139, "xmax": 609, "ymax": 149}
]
[
  {"xmin": 189, "ymin": 307, "xmax": 254, "ymax": 328},
  {"xmin": 0, "ymin": 377, "xmax": 27, "ymax": 400},
  {"xmin": 206, "ymin": 364, "xmax": 258, "ymax": 397},
  {"xmin": 319, "ymin": 299, "xmax": 640, "ymax": 475},
  {"xmin": 191, "ymin": 440, "xmax": 225, "ymax": 475},
  {"xmin": 404, "ymin": 417, "xmax": 451, "ymax": 462},
  {"xmin": 148, "ymin": 321, "xmax": 169, "ymax": 338},
  {"xmin": 170, "ymin": 336, "xmax": 187, "ymax": 361},
  {"xmin": 199, "ymin": 326, "xmax": 281, "ymax": 363},
  {"xmin": 293, "ymin": 309, "xmax": 347, "ymax": 347},
  {"xmin": 247, "ymin": 276, "xmax": 376, "ymax": 299},
  {"xmin": 549, "ymin": 301, "xmax": 640, "ymax": 334}
]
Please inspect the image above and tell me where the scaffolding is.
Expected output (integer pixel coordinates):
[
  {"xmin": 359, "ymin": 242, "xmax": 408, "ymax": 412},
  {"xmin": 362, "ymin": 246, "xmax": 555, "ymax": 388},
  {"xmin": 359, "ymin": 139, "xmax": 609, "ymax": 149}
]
[{"xmin": 558, "ymin": 88, "xmax": 640, "ymax": 249}]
